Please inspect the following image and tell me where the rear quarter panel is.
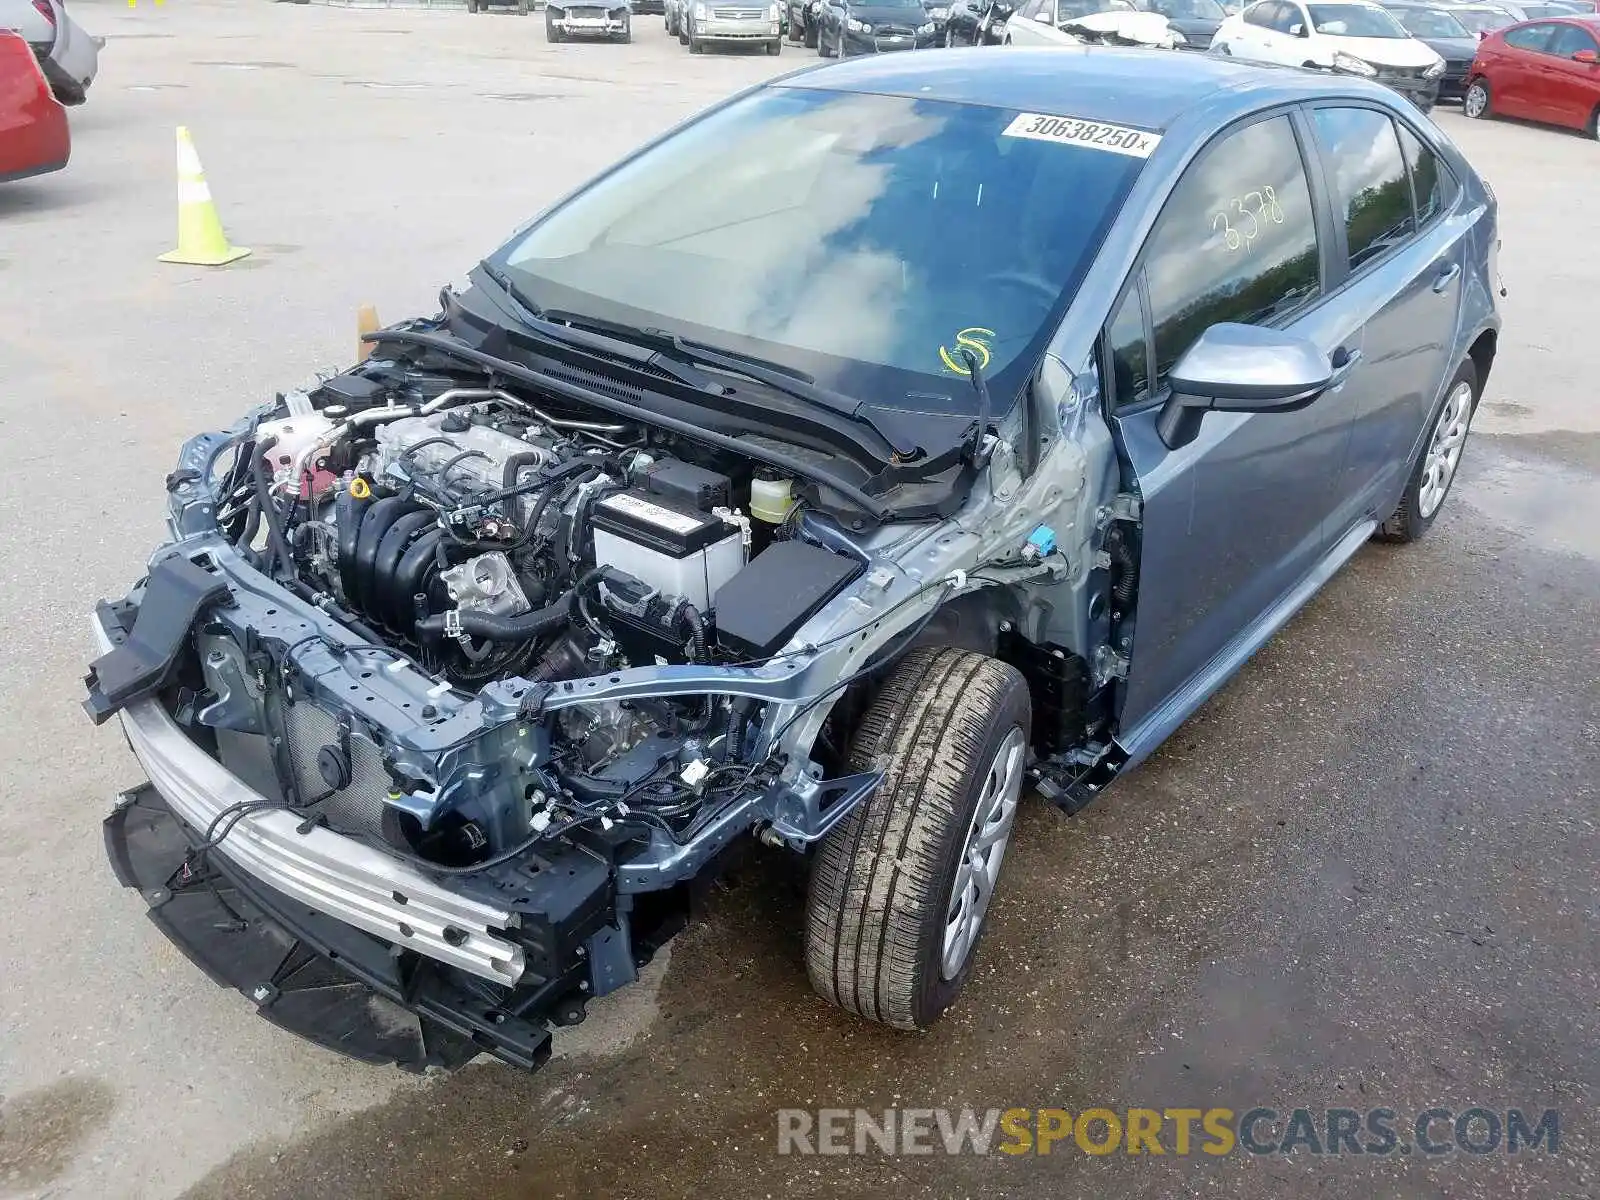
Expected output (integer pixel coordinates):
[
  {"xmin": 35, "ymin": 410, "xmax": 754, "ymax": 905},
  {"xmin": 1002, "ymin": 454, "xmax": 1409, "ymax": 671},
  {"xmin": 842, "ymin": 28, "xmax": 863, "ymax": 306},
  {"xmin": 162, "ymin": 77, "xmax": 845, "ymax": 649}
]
[{"xmin": 0, "ymin": 31, "xmax": 69, "ymax": 180}]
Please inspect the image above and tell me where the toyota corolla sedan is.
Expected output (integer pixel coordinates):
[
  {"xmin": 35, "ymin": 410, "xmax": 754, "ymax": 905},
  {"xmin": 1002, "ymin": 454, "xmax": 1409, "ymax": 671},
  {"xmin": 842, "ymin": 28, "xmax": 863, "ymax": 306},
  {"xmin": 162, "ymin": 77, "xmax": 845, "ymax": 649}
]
[{"xmin": 86, "ymin": 50, "xmax": 1498, "ymax": 1070}]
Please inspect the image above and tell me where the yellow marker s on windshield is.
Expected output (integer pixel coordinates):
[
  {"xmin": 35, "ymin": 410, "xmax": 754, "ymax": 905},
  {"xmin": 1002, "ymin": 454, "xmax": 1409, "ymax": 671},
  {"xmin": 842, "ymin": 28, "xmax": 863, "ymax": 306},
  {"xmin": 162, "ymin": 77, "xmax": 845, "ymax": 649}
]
[{"xmin": 940, "ymin": 327, "xmax": 996, "ymax": 375}]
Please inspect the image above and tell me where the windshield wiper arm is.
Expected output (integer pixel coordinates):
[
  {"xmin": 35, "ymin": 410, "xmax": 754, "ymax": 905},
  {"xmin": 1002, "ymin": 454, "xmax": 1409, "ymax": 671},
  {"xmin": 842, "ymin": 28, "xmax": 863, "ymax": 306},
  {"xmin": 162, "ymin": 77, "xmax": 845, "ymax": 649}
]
[
  {"xmin": 471, "ymin": 263, "xmax": 730, "ymax": 396},
  {"xmin": 539, "ymin": 311, "xmax": 919, "ymax": 457},
  {"xmin": 961, "ymin": 346, "xmax": 995, "ymax": 468}
]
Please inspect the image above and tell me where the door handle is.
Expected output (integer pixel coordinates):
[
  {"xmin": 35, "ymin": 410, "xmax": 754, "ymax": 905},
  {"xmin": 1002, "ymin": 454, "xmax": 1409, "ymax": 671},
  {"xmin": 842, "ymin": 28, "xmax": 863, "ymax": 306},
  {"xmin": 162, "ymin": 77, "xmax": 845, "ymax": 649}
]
[
  {"xmin": 1431, "ymin": 262, "xmax": 1462, "ymax": 293},
  {"xmin": 1327, "ymin": 347, "xmax": 1363, "ymax": 390}
]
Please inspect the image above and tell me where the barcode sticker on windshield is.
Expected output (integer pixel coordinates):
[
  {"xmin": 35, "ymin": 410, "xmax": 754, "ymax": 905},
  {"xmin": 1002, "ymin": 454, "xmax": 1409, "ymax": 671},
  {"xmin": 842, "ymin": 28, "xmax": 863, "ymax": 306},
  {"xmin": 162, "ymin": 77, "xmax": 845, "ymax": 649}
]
[{"xmin": 1001, "ymin": 113, "xmax": 1162, "ymax": 158}]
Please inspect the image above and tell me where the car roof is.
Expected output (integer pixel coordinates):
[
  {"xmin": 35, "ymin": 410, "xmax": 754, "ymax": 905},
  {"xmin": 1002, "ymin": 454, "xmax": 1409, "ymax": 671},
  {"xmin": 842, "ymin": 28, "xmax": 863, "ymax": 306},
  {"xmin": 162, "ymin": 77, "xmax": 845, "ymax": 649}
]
[{"xmin": 776, "ymin": 46, "xmax": 1406, "ymax": 132}]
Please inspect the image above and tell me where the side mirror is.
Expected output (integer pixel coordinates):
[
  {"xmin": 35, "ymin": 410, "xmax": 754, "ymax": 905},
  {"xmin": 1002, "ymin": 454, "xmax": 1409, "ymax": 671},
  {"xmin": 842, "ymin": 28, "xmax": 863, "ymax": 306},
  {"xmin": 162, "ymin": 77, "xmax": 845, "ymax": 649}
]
[
  {"xmin": 1155, "ymin": 324, "xmax": 1346, "ymax": 450},
  {"xmin": 1574, "ymin": 48, "xmax": 1599, "ymax": 63}
]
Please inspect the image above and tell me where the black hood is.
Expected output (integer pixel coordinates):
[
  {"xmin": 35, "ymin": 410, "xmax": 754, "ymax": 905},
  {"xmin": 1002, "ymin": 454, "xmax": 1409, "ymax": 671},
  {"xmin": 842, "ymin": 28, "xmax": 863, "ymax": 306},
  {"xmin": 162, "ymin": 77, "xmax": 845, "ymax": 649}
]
[
  {"xmin": 1167, "ymin": 15, "xmax": 1220, "ymax": 39},
  {"xmin": 1419, "ymin": 34, "xmax": 1478, "ymax": 62},
  {"xmin": 845, "ymin": 2, "xmax": 930, "ymax": 19}
]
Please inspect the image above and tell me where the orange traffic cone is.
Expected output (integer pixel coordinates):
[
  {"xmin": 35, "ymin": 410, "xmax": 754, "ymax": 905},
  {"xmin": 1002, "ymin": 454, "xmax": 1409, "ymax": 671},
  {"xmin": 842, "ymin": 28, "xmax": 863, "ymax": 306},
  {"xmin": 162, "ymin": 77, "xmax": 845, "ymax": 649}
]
[{"xmin": 158, "ymin": 126, "xmax": 250, "ymax": 266}]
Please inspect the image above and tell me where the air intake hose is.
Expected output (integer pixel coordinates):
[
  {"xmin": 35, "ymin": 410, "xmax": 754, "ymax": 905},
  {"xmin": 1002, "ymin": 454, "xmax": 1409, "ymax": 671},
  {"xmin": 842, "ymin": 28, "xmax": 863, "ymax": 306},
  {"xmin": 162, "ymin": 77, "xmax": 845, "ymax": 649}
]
[{"xmin": 416, "ymin": 567, "xmax": 607, "ymax": 642}]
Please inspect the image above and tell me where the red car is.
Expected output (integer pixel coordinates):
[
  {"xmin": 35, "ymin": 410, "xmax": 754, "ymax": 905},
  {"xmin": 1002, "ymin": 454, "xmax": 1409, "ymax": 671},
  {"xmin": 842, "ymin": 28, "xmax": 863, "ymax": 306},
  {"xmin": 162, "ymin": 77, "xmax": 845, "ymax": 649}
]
[
  {"xmin": 1464, "ymin": 14, "xmax": 1600, "ymax": 136},
  {"xmin": 0, "ymin": 28, "xmax": 68, "ymax": 181}
]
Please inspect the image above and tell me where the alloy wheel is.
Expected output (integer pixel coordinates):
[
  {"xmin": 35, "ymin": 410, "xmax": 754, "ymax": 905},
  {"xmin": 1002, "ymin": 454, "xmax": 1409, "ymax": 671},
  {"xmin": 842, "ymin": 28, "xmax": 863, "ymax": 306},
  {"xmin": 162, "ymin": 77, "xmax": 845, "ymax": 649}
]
[
  {"xmin": 1418, "ymin": 380, "xmax": 1473, "ymax": 519},
  {"xmin": 940, "ymin": 726, "xmax": 1025, "ymax": 980},
  {"xmin": 1464, "ymin": 82, "xmax": 1488, "ymax": 118}
]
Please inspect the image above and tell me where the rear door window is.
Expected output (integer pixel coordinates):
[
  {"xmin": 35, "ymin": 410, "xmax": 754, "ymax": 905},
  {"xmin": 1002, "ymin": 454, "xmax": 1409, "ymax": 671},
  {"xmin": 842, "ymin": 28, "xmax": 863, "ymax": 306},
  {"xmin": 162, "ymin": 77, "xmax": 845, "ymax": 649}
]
[
  {"xmin": 1396, "ymin": 123, "xmax": 1458, "ymax": 227},
  {"xmin": 1503, "ymin": 21, "xmax": 1558, "ymax": 49},
  {"xmin": 1309, "ymin": 107, "xmax": 1416, "ymax": 272}
]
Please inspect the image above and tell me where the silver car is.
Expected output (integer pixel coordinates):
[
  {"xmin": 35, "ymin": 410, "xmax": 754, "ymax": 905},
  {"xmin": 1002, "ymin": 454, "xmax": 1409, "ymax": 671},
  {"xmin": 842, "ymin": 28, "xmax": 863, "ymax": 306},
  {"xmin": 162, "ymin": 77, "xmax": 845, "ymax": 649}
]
[
  {"xmin": 0, "ymin": 0, "xmax": 98, "ymax": 104},
  {"xmin": 86, "ymin": 50, "xmax": 1497, "ymax": 1069}
]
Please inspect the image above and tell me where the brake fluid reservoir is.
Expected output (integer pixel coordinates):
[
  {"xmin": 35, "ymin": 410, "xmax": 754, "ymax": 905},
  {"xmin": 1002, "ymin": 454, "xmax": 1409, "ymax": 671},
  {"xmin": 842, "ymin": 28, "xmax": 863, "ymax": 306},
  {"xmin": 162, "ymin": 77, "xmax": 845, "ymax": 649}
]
[{"xmin": 749, "ymin": 475, "xmax": 794, "ymax": 524}]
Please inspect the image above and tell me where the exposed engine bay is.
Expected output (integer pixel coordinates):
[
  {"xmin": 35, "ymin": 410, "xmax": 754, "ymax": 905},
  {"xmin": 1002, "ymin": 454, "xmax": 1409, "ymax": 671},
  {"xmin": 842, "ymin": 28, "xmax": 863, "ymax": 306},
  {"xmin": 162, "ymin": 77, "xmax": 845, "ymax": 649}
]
[
  {"xmin": 198, "ymin": 362, "xmax": 898, "ymax": 871},
  {"xmin": 83, "ymin": 327, "xmax": 1113, "ymax": 1070}
]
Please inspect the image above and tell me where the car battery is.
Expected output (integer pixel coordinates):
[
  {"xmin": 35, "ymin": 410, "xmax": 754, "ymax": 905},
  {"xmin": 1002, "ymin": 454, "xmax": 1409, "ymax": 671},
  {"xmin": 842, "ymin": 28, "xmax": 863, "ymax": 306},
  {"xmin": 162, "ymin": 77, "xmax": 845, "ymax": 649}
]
[{"xmin": 590, "ymin": 490, "xmax": 744, "ymax": 612}]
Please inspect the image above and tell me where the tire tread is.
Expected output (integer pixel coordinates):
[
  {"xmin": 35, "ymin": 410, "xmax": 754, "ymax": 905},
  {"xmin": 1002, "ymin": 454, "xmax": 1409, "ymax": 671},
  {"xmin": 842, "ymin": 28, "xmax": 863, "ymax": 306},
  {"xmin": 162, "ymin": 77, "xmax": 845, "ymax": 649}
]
[{"xmin": 805, "ymin": 647, "xmax": 1027, "ymax": 1030}]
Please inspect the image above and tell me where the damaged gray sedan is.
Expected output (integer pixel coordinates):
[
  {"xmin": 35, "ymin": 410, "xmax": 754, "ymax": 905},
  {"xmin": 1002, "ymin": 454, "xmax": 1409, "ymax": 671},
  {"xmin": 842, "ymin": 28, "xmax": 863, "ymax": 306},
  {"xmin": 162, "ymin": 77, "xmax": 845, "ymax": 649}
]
[{"xmin": 86, "ymin": 49, "xmax": 1499, "ymax": 1070}]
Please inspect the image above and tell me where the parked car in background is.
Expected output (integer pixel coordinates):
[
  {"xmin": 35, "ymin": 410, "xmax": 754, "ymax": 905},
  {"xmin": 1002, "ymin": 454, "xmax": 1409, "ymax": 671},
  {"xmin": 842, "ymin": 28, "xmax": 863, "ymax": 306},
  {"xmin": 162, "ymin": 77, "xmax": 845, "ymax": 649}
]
[
  {"xmin": 785, "ymin": 0, "xmax": 828, "ymax": 42},
  {"xmin": 683, "ymin": 0, "xmax": 785, "ymax": 52},
  {"xmin": 1519, "ymin": 2, "xmax": 1588, "ymax": 17},
  {"xmin": 1465, "ymin": 14, "xmax": 1600, "ymax": 133},
  {"xmin": 1383, "ymin": 2, "xmax": 1479, "ymax": 95},
  {"xmin": 943, "ymin": 0, "xmax": 1016, "ymax": 41},
  {"xmin": 0, "ymin": 0, "xmax": 97, "ymax": 104},
  {"xmin": 545, "ymin": 0, "xmax": 633, "ymax": 39},
  {"xmin": 1440, "ymin": 0, "xmax": 1525, "ymax": 32},
  {"xmin": 0, "ymin": 27, "xmax": 66, "ymax": 180},
  {"xmin": 814, "ymin": 0, "xmax": 937, "ymax": 54},
  {"xmin": 466, "ymin": 0, "xmax": 531, "ymax": 12},
  {"xmin": 925, "ymin": 0, "xmax": 956, "ymax": 33},
  {"xmin": 1211, "ymin": 0, "xmax": 1445, "ymax": 109},
  {"xmin": 1006, "ymin": 0, "xmax": 1182, "ymax": 44},
  {"xmin": 1132, "ymin": 0, "xmax": 1227, "ymax": 45},
  {"xmin": 630, "ymin": 0, "xmax": 667, "ymax": 14}
]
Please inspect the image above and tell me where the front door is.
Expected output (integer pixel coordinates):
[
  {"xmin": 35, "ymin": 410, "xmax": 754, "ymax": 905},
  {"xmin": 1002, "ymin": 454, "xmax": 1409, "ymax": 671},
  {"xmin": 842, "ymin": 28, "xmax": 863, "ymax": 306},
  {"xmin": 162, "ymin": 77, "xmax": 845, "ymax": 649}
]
[
  {"xmin": 1540, "ymin": 22, "xmax": 1600, "ymax": 124},
  {"xmin": 1105, "ymin": 111, "xmax": 1361, "ymax": 750}
]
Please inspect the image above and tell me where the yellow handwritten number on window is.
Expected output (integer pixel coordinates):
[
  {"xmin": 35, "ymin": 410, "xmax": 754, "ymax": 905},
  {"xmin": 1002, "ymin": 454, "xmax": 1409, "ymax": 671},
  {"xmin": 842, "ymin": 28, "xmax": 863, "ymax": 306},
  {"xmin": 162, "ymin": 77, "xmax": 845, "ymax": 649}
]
[{"xmin": 1211, "ymin": 185, "xmax": 1285, "ymax": 253}]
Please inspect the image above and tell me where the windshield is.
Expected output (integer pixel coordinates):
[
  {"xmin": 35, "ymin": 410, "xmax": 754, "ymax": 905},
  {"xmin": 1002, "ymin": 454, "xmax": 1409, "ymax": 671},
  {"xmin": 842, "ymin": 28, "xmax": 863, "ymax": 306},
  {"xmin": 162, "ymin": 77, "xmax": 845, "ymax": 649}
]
[
  {"xmin": 495, "ymin": 88, "xmax": 1143, "ymax": 414},
  {"xmin": 1308, "ymin": 2, "xmax": 1410, "ymax": 32},
  {"xmin": 1446, "ymin": 4, "xmax": 1510, "ymax": 28},
  {"xmin": 1147, "ymin": 0, "xmax": 1226, "ymax": 17},
  {"xmin": 1391, "ymin": 4, "xmax": 1470, "ymax": 32}
]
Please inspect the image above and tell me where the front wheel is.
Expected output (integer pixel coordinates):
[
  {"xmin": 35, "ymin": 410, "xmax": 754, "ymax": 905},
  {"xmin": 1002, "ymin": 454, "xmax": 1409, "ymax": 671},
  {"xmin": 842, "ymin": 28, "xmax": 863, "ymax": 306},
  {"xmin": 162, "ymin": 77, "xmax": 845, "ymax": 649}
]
[
  {"xmin": 805, "ymin": 647, "xmax": 1031, "ymax": 1030},
  {"xmin": 546, "ymin": 16, "xmax": 563, "ymax": 38},
  {"xmin": 1376, "ymin": 359, "xmax": 1478, "ymax": 544},
  {"xmin": 818, "ymin": 23, "xmax": 835, "ymax": 53},
  {"xmin": 1464, "ymin": 78, "xmax": 1491, "ymax": 119},
  {"xmin": 767, "ymin": 37, "xmax": 782, "ymax": 53},
  {"xmin": 688, "ymin": 21, "xmax": 704, "ymax": 49}
]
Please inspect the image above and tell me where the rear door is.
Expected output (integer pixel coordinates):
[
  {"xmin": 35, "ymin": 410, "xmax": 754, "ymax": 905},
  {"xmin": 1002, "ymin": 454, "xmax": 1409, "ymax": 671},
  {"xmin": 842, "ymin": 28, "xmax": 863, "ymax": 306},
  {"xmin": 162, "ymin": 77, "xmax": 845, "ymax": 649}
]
[
  {"xmin": 1496, "ymin": 22, "xmax": 1559, "ymax": 115},
  {"xmin": 1106, "ymin": 110, "xmax": 1364, "ymax": 747},
  {"xmin": 1303, "ymin": 105, "xmax": 1465, "ymax": 529},
  {"xmin": 1228, "ymin": 0, "xmax": 1282, "ymax": 55}
]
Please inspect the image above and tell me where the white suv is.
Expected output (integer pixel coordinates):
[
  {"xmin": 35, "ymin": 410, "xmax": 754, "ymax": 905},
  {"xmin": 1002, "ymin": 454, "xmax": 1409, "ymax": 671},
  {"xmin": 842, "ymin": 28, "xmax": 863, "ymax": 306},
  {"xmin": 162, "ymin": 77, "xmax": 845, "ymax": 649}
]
[{"xmin": 1211, "ymin": 0, "xmax": 1445, "ymax": 109}]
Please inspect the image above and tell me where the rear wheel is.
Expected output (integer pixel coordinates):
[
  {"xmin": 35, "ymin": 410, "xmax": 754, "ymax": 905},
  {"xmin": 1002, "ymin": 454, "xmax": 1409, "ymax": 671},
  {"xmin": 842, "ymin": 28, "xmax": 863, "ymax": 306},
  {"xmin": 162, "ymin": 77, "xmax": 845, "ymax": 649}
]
[
  {"xmin": 804, "ymin": 647, "xmax": 1031, "ymax": 1030},
  {"xmin": 517, "ymin": 0, "xmax": 530, "ymax": 14},
  {"xmin": 1376, "ymin": 359, "xmax": 1478, "ymax": 544},
  {"xmin": 818, "ymin": 22, "xmax": 835, "ymax": 53},
  {"xmin": 1587, "ymin": 103, "xmax": 1599, "ymax": 140},
  {"xmin": 1464, "ymin": 77, "xmax": 1491, "ymax": 119},
  {"xmin": 804, "ymin": 18, "xmax": 819, "ymax": 45}
]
